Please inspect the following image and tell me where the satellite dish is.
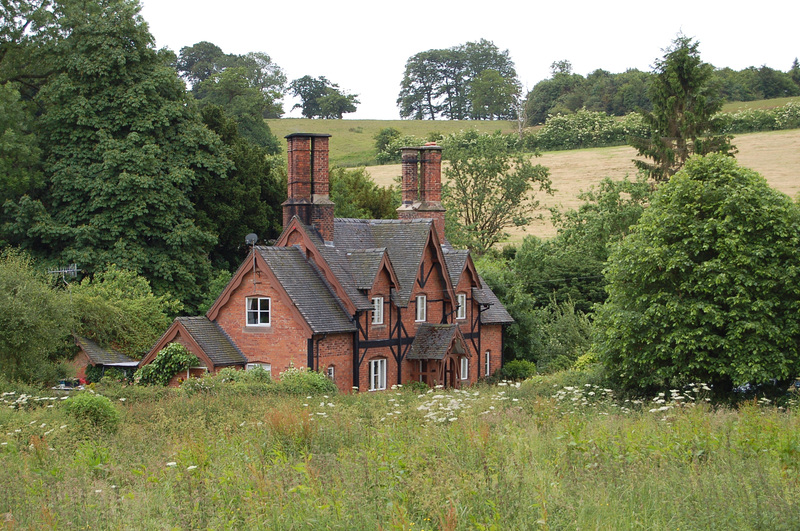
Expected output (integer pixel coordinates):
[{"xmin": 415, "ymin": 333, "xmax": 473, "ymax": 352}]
[{"xmin": 245, "ymin": 233, "xmax": 258, "ymax": 246}]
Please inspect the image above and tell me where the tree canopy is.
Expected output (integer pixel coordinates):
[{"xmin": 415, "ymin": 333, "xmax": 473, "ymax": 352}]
[
  {"xmin": 2, "ymin": 0, "xmax": 229, "ymax": 311},
  {"xmin": 289, "ymin": 75, "xmax": 359, "ymax": 119},
  {"xmin": 441, "ymin": 131, "xmax": 550, "ymax": 254},
  {"xmin": 398, "ymin": 40, "xmax": 520, "ymax": 120},
  {"xmin": 594, "ymin": 154, "xmax": 800, "ymax": 393},
  {"xmin": 630, "ymin": 35, "xmax": 735, "ymax": 182}
]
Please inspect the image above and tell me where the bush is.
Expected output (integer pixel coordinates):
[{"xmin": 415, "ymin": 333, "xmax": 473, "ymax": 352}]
[
  {"xmin": 501, "ymin": 359, "xmax": 537, "ymax": 380},
  {"xmin": 64, "ymin": 392, "xmax": 121, "ymax": 432},
  {"xmin": 134, "ymin": 343, "xmax": 199, "ymax": 386},
  {"xmin": 275, "ymin": 367, "xmax": 337, "ymax": 395}
]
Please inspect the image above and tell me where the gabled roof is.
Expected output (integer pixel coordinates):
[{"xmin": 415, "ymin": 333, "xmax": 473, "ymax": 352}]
[
  {"xmin": 473, "ymin": 276, "xmax": 514, "ymax": 324},
  {"xmin": 258, "ymin": 246, "xmax": 357, "ymax": 333},
  {"xmin": 344, "ymin": 248, "xmax": 390, "ymax": 290},
  {"xmin": 174, "ymin": 317, "xmax": 247, "ymax": 366},
  {"xmin": 334, "ymin": 218, "xmax": 448, "ymax": 306},
  {"xmin": 406, "ymin": 324, "xmax": 468, "ymax": 360},
  {"xmin": 75, "ymin": 337, "xmax": 139, "ymax": 367}
]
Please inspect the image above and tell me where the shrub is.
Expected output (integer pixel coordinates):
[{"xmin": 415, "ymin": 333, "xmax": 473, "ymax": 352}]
[
  {"xmin": 64, "ymin": 392, "xmax": 121, "ymax": 432},
  {"xmin": 275, "ymin": 367, "xmax": 337, "ymax": 395},
  {"xmin": 134, "ymin": 343, "xmax": 199, "ymax": 386},
  {"xmin": 501, "ymin": 359, "xmax": 537, "ymax": 380}
]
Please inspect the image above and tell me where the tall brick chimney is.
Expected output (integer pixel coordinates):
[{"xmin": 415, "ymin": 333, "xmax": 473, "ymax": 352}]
[
  {"xmin": 397, "ymin": 143, "xmax": 445, "ymax": 241},
  {"xmin": 282, "ymin": 133, "xmax": 335, "ymax": 243}
]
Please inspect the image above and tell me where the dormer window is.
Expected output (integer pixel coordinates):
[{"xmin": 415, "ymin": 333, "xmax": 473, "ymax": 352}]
[
  {"xmin": 456, "ymin": 293, "xmax": 467, "ymax": 320},
  {"xmin": 246, "ymin": 297, "xmax": 270, "ymax": 326},
  {"xmin": 372, "ymin": 296, "xmax": 384, "ymax": 325}
]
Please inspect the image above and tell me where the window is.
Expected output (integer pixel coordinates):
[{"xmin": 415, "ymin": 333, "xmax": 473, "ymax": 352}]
[
  {"xmin": 415, "ymin": 295, "xmax": 427, "ymax": 322},
  {"xmin": 371, "ymin": 296, "xmax": 384, "ymax": 325},
  {"xmin": 246, "ymin": 297, "xmax": 270, "ymax": 326},
  {"xmin": 485, "ymin": 351, "xmax": 491, "ymax": 377},
  {"xmin": 326, "ymin": 365, "xmax": 335, "ymax": 380},
  {"xmin": 456, "ymin": 293, "xmax": 467, "ymax": 320},
  {"xmin": 246, "ymin": 362, "xmax": 271, "ymax": 375},
  {"xmin": 460, "ymin": 357, "xmax": 469, "ymax": 380},
  {"xmin": 369, "ymin": 358, "xmax": 386, "ymax": 391}
]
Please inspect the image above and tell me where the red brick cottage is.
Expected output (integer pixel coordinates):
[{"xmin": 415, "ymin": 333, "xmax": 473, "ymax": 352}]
[{"xmin": 141, "ymin": 133, "xmax": 512, "ymax": 391}]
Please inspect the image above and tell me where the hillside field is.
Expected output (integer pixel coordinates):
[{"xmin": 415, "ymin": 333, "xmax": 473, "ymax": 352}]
[{"xmin": 366, "ymin": 129, "xmax": 800, "ymax": 242}]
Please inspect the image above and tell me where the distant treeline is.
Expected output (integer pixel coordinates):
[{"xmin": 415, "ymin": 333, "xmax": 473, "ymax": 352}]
[{"xmin": 524, "ymin": 60, "xmax": 800, "ymax": 125}]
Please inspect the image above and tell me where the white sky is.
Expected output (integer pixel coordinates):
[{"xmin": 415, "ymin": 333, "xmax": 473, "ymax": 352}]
[{"xmin": 139, "ymin": 0, "xmax": 799, "ymax": 120}]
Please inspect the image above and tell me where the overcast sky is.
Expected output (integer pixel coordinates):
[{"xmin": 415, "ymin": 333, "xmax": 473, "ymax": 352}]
[{"xmin": 139, "ymin": 0, "xmax": 799, "ymax": 120}]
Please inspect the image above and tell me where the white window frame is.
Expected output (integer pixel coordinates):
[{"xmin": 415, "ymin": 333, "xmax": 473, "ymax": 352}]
[
  {"xmin": 326, "ymin": 365, "xmax": 335, "ymax": 380},
  {"xmin": 246, "ymin": 362, "xmax": 271, "ymax": 375},
  {"xmin": 246, "ymin": 297, "xmax": 271, "ymax": 326},
  {"xmin": 460, "ymin": 357, "xmax": 469, "ymax": 380},
  {"xmin": 371, "ymin": 296, "xmax": 384, "ymax": 325},
  {"xmin": 415, "ymin": 295, "xmax": 427, "ymax": 322},
  {"xmin": 456, "ymin": 293, "xmax": 467, "ymax": 320},
  {"xmin": 485, "ymin": 351, "xmax": 491, "ymax": 377},
  {"xmin": 369, "ymin": 358, "xmax": 387, "ymax": 391}
]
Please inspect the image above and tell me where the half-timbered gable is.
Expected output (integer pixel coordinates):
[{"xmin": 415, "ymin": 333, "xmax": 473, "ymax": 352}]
[{"xmin": 142, "ymin": 132, "xmax": 512, "ymax": 391}]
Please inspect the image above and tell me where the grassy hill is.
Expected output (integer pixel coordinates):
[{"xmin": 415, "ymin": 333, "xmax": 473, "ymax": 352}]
[{"xmin": 269, "ymin": 98, "xmax": 800, "ymax": 246}]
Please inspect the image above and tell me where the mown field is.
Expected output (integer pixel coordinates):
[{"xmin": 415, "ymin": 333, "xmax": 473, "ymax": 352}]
[{"xmin": 2, "ymin": 380, "xmax": 800, "ymax": 529}]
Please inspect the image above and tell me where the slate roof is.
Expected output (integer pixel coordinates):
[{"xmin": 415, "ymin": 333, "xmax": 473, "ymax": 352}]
[
  {"xmin": 406, "ymin": 324, "xmax": 467, "ymax": 360},
  {"xmin": 176, "ymin": 317, "xmax": 247, "ymax": 367},
  {"xmin": 334, "ymin": 218, "xmax": 433, "ymax": 306},
  {"xmin": 75, "ymin": 337, "xmax": 139, "ymax": 367},
  {"xmin": 473, "ymin": 276, "xmax": 514, "ymax": 324},
  {"xmin": 345, "ymin": 248, "xmax": 388, "ymax": 290},
  {"xmin": 257, "ymin": 246, "xmax": 357, "ymax": 333},
  {"xmin": 442, "ymin": 249, "xmax": 470, "ymax": 288}
]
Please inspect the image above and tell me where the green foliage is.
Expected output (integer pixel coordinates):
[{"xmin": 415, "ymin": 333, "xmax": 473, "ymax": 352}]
[
  {"xmin": 71, "ymin": 265, "xmax": 181, "ymax": 359},
  {"xmin": 630, "ymin": 35, "xmax": 735, "ymax": 182},
  {"xmin": 0, "ymin": 82, "xmax": 42, "ymax": 211},
  {"xmin": 329, "ymin": 167, "xmax": 398, "ymax": 219},
  {"xmin": 180, "ymin": 366, "xmax": 274, "ymax": 396},
  {"xmin": 716, "ymin": 101, "xmax": 800, "ymax": 134},
  {"xmin": 374, "ymin": 132, "xmax": 424, "ymax": 165},
  {"xmin": 194, "ymin": 105, "xmax": 285, "ymax": 270},
  {"xmin": 3, "ymin": 0, "xmax": 229, "ymax": 311},
  {"xmin": 441, "ymin": 130, "xmax": 551, "ymax": 254},
  {"xmin": 398, "ymin": 39, "xmax": 519, "ymax": 120},
  {"xmin": 534, "ymin": 299, "xmax": 593, "ymax": 374},
  {"xmin": 64, "ymin": 392, "xmax": 121, "ymax": 432},
  {"xmin": 500, "ymin": 359, "xmax": 537, "ymax": 380},
  {"xmin": 528, "ymin": 110, "xmax": 648, "ymax": 151},
  {"xmin": 594, "ymin": 154, "xmax": 800, "ymax": 393},
  {"xmin": 197, "ymin": 268, "xmax": 233, "ymax": 315},
  {"xmin": 84, "ymin": 365, "xmax": 104, "ymax": 384},
  {"xmin": 373, "ymin": 127, "xmax": 401, "ymax": 154},
  {"xmin": 0, "ymin": 249, "xmax": 71, "ymax": 383},
  {"xmin": 289, "ymin": 75, "xmax": 359, "ymax": 119},
  {"xmin": 135, "ymin": 343, "xmax": 199, "ymax": 386},
  {"xmin": 274, "ymin": 366, "xmax": 337, "ymax": 395}
]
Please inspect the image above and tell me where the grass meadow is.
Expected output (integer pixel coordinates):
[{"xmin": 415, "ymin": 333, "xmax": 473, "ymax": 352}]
[{"xmin": 3, "ymin": 378, "xmax": 800, "ymax": 529}]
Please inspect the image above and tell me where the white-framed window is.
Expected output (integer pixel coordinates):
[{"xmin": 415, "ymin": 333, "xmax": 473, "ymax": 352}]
[
  {"xmin": 456, "ymin": 293, "xmax": 467, "ymax": 320},
  {"xmin": 369, "ymin": 358, "xmax": 387, "ymax": 391},
  {"xmin": 246, "ymin": 297, "xmax": 271, "ymax": 326},
  {"xmin": 485, "ymin": 351, "xmax": 491, "ymax": 377},
  {"xmin": 326, "ymin": 365, "xmax": 335, "ymax": 380},
  {"xmin": 246, "ymin": 362, "xmax": 271, "ymax": 375},
  {"xmin": 460, "ymin": 357, "xmax": 469, "ymax": 380},
  {"xmin": 371, "ymin": 296, "xmax": 384, "ymax": 325},
  {"xmin": 415, "ymin": 294, "xmax": 427, "ymax": 322}
]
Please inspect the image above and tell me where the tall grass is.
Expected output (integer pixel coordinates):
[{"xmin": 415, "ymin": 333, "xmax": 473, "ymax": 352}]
[{"xmin": 2, "ymin": 379, "xmax": 799, "ymax": 529}]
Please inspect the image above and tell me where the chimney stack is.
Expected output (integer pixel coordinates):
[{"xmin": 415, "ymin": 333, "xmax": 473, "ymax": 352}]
[
  {"xmin": 282, "ymin": 133, "xmax": 335, "ymax": 243},
  {"xmin": 397, "ymin": 143, "xmax": 445, "ymax": 241}
]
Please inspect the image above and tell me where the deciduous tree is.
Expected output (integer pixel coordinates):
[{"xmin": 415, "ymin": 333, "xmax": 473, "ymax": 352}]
[
  {"xmin": 442, "ymin": 131, "xmax": 550, "ymax": 254},
  {"xmin": 594, "ymin": 154, "xmax": 800, "ymax": 393},
  {"xmin": 289, "ymin": 75, "xmax": 359, "ymax": 119}
]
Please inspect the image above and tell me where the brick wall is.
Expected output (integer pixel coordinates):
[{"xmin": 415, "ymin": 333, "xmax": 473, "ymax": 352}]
[{"xmin": 214, "ymin": 267, "xmax": 311, "ymax": 376}]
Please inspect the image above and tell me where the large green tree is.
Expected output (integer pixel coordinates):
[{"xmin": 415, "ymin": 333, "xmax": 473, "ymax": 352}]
[
  {"xmin": 594, "ymin": 154, "xmax": 800, "ymax": 394},
  {"xmin": 3, "ymin": 0, "xmax": 229, "ymax": 310},
  {"xmin": 398, "ymin": 40, "xmax": 519, "ymax": 120},
  {"xmin": 442, "ymin": 131, "xmax": 550, "ymax": 254},
  {"xmin": 193, "ymin": 105, "xmax": 285, "ymax": 271},
  {"xmin": 630, "ymin": 36, "xmax": 735, "ymax": 182},
  {"xmin": 289, "ymin": 75, "xmax": 359, "ymax": 119},
  {"xmin": 0, "ymin": 249, "xmax": 71, "ymax": 383}
]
